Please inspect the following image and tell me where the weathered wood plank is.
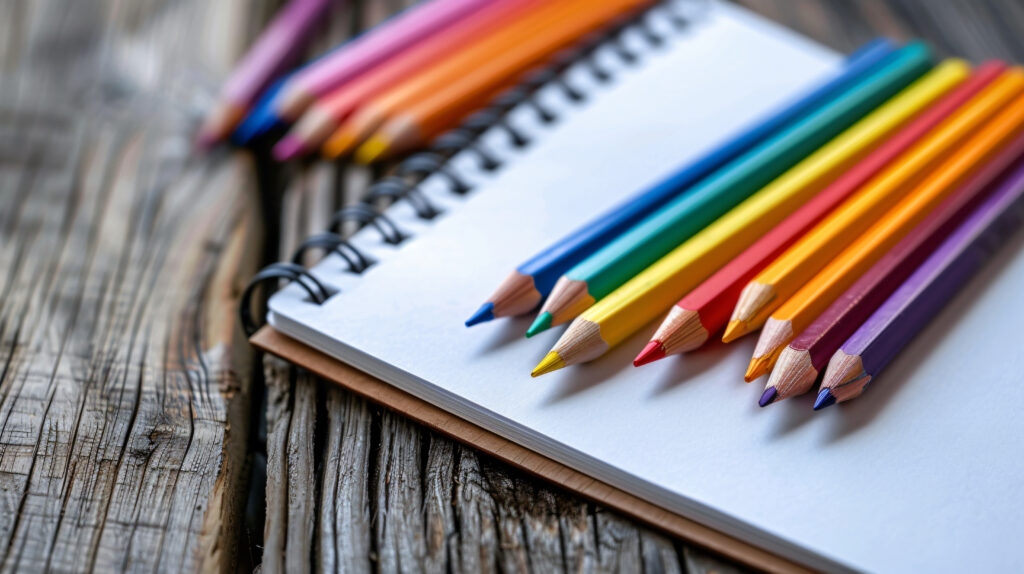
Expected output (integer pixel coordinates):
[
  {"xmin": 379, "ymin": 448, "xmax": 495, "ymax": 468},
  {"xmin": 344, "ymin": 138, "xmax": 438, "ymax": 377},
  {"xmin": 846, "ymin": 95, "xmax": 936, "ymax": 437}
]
[{"xmin": 0, "ymin": 0, "xmax": 267, "ymax": 571}]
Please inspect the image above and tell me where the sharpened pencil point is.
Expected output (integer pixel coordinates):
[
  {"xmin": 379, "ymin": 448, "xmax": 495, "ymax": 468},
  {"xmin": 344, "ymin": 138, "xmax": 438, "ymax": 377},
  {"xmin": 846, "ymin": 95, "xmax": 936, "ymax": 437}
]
[
  {"xmin": 526, "ymin": 312, "xmax": 553, "ymax": 338},
  {"xmin": 722, "ymin": 320, "xmax": 749, "ymax": 343},
  {"xmin": 744, "ymin": 355, "xmax": 774, "ymax": 382},
  {"xmin": 633, "ymin": 340, "xmax": 666, "ymax": 367},
  {"xmin": 531, "ymin": 352, "xmax": 566, "ymax": 378},
  {"xmin": 759, "ymin": 386, "xmax": 778, "ymax": 407},
  {"xmin": 813, "ymin": 388, "xmax": 836, "ymax": 410},
  {"xmin": 273, "ymin": 135, "xmax": 308, "ymax": 161},
  {"xmin": 465, "ymin": 303, "xmax": 495, "ymax": 327},
  {"xmin": 355, "ymin": 136, "xmax": 390, "ymax": 164}
]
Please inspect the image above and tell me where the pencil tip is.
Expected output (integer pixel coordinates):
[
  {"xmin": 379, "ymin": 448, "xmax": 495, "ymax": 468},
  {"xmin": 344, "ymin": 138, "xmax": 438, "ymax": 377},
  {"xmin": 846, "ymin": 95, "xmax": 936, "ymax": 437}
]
[
  {"xmin": 355, "ymin": 136, "xmax": 390, "ymax": 164},
  {"xmin": 525, "ymin": 312, "xmax": 553, "ymax": 338},
  {"xmin": 813, "ymin": 388, "xmax": 836, "ymax": 411},
  {"xmin": 531, "ymin": 351, "xmax": 566, "ymax": 378},
  {"xmin": 633, "ymin": 340, "xmax": 666, "ymax": 367},
  {"xmin": 465, "ymin": 303, "xmax": 494, "ymax": 327},
  {"xmin": 273, "ymin": 135, "xmax": 307, "ymax": 161},
  {"xmin": 759, "ymin": 386, "xmax": 778, "ymax": 407},
  {"xmin": 722, "ymin": 320, "xmax": 747, "ymax": 343},
  {"xmin": 744, "ymin": 355, "xmax": 772, "ymax": 382}
]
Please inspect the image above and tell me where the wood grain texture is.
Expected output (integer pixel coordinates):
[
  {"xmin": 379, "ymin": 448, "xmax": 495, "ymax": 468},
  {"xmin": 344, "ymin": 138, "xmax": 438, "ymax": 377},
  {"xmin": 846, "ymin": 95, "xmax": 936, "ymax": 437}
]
[{"xmin": 0, "ymin": 0, "xmax": 266, "ymax": 571}]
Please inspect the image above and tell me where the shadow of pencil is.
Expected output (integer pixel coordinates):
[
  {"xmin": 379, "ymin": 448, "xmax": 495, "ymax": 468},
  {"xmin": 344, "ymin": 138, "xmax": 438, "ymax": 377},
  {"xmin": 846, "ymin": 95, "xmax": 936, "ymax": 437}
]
[
  {"xmin": 824, "ymin": 229, "xmax": 1024, "ymax": 443},
  {"xmin": 541, "ymin": 322, "xmax": 658, "ymax": 404},
  {"xmin": 648, "ymin": 337, "xmax": 737, "ymax": 396},
  {"xmin": 471, "ymin": 314, "xmax": 537, "ymax": 356}
]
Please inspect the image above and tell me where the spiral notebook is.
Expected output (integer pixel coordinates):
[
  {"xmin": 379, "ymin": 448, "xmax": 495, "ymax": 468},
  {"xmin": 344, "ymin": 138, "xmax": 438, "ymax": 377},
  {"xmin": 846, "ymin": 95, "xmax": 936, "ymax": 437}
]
[{"xmin": 250, "ymin": 2, "xmax": 1024, "ymax": 572}]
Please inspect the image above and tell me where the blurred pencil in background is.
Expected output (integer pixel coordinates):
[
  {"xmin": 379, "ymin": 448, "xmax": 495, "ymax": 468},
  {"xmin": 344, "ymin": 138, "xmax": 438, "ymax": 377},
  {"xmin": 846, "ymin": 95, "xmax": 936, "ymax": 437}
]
[{"xmin": 197, "ymin": 0, "xmax": 334, "ymax": 146}]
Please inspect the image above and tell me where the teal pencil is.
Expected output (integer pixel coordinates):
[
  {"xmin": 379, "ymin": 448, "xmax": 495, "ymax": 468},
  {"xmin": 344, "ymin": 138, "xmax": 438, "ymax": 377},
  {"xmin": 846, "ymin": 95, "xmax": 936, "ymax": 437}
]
[{"xmin": 528, "ymin": 42, "xmax": 933, "ymax": 336}]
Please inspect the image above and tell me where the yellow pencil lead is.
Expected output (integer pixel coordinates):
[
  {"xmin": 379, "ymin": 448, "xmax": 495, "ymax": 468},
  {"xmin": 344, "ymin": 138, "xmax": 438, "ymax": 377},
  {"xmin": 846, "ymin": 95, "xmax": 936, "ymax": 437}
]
[
  {"xmin": 531, "ymin": 351, "xmax": 566, "ymax": 378},
  {"xmin": 721, "ymin": 319, "xmax": 749, "ymax": 343},
  {"xmin": 744, "ymin": 345, "xmax": 785, "ymax": 382},
  {"xmin": 744, "ymin": 355, "xmax": 774, "ymax": 382}
]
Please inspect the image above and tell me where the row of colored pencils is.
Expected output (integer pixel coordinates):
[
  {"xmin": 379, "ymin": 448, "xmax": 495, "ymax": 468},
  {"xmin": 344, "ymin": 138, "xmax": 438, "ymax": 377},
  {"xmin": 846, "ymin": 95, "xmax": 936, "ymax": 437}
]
[
  {"xmin": 470, "ymin": 40, "xmax": 1024, "ymax": 410},
  {"xmin": 199, "ymin": 0, "xmax": 654, "ymax": 162}
]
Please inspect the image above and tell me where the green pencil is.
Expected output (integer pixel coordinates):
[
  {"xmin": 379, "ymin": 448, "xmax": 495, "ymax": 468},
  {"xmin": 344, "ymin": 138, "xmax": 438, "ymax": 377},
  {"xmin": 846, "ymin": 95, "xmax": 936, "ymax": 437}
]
[{"xmin": 527, "ymin": 42, "xmax": 933, "ymax": 337}]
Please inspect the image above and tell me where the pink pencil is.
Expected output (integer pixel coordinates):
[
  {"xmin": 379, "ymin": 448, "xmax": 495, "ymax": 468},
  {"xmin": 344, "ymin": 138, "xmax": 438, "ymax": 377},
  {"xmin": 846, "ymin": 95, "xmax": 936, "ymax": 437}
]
[
  {"xmin": 198, "ymin": 0, "xmax": 334, "ymax": 147},
  {"xmin": 272, "ymin": 0, "xmax": 491, "ymax": 123}
]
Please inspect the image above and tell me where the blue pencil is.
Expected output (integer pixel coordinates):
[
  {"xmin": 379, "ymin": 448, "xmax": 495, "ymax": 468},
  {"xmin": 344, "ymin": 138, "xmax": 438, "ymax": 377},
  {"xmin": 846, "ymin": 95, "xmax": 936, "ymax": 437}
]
[{"xmin": 466, "ymin": 38, "xmax": 898, "ymax": 326}]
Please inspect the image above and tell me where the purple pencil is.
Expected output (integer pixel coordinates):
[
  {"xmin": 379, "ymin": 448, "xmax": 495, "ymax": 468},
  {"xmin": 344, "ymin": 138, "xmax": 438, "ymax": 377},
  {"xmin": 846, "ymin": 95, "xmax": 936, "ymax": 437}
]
[
  {"xmin": 198, "ymin": 0, "xmax": 334, "ymax": 147},
  {"xmin": 816, "ymin": 158, "xmax": 1024, "ymax": 409},
  {"xmin": 767, "ymin": 130, "xmax": 1024, "ymax": 402}
]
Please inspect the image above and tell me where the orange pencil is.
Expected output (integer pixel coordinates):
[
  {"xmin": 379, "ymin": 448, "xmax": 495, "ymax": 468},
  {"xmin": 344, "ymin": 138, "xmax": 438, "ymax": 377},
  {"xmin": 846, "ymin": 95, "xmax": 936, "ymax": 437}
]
[
  {"xmin": 750, "ymin": 89, "xmax": 1024, "ymax": 391},
  {"xmin": 324, "ymin": 0, "xmax": 652, "ymax": 160},
  {"xmin": 274, "ymin": 0, "xmax": 547, "ymax": 160}
]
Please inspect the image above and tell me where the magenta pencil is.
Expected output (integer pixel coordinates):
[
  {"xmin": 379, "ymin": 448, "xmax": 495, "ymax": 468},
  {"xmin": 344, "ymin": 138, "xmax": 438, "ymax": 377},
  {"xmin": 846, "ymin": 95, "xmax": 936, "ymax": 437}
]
[
  {"xmin": 815, "ymin": 158, "xmax": 1024, "ymax": 409},
  {"xmin": 198, "ymin": 0, "xmax": 334, "ymax": 146},
  {"xmin": 767, "ymin": 129, "xmax": 1024, "ymax": 401},
  {"xmin": 272, "ymin": 0, "xmax": 491, "ymax": 122}
]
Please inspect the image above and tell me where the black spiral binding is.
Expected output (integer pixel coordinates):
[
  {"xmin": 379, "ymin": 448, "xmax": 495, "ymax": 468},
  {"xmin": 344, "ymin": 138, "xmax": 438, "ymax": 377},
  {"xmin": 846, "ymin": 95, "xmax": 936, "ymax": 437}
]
[{"xmin": 240, "ymin": 0, "xmax": 704, "ymax": 336}]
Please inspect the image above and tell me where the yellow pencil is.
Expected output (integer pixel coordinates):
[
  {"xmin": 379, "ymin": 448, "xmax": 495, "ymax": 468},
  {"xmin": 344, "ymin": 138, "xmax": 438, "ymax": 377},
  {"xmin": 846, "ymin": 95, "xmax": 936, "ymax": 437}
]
[
  {"xmin": 530, "ymin": 61, "xmax": 968, "ymax": 376},
  {"xmin": 750, "ymin": 89, "xmax": 1024, "ymax": 389},
  {"xmin": 725, "ymin": 67, "xmax": 1024, "ymax": 343}
]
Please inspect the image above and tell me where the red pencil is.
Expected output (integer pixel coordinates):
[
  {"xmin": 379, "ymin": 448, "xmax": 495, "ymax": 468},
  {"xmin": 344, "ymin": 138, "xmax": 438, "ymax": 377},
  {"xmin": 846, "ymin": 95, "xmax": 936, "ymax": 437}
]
[
  {"xmin": 767, "ymin": 123, "xmax": 1024, "ymax": 399},
  {"xmin": 634, "ymin": 61, "xmax": 1005, "ymax": 366}
]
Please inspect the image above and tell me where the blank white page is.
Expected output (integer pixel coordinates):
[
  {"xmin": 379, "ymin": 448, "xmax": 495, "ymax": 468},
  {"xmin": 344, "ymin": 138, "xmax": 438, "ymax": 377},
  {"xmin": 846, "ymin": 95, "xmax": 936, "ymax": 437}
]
[{"xmin": 255, "ymin": 3, "xmax": 1010, "ymax": 572}]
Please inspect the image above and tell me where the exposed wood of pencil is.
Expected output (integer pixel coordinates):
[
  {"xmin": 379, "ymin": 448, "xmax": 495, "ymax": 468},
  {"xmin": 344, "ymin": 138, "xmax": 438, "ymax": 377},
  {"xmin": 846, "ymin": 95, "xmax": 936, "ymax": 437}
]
[
  {"xmin": 820, "ymin": 350, "xmax": 871, "ymax": 402},
  {"xmin": 470, "ymin": 269, "xmax": 544, "ymax": 324},
  {"xmin": 533, "ymin": 318, "xmax": 609, "ymax": 377},
  {"xmin": 765, "ymin": 347, "xmax": 819, "ymax": 401},
  {"xmin": 746, "ymin": 318, "xmax": 793, "ymax": 381},
  {"xmin": 652, "ymin": 308, "xmax": 710, "ymax": 356},
  {"xmin": 724, "ymin": 281, "xmax": 777, "ymax": 341},
  {"xmin": 726, "ymin": 68, "xmax": 1024, "ymax": 339},
  {"xmin": 537, "ymin": 276, "xmax": 597, "ymax": 328}
]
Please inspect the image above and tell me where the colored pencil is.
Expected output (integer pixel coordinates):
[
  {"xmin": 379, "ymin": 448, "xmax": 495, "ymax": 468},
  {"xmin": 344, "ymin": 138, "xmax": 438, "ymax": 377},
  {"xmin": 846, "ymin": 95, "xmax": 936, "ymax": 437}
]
[
  {"xmin": 725, "ymin": 68, "xmax": 1024, "ymax": 345},
  {"xmin": 754, "ymin": 90, "xmax": 1024, "ymax": 403},
  {"xmin": 817, "ymin": 159, "xmax": 1024, "ymax": 409},
  {"xmin": 197, "ymin": 0, "xmax": 333, "ymax": 147},
  {"xmin": 466, "ymin": 38, "xmax": 898, "ymax": 327},
  {"xmin": 272, "ymin": 0, "xmax": 491, "ymax": 124},
  {"xmin": 528, "ymin": 56, "xmax": 955, "ymax": 377},
  {"xmin": 526, "ymin": 43, "xmax": 933, "ymax": 339},
  {"xmin": 320, "ymin": 0, "xmax": 629, "ymax": 158},
  {"xmin": 274, "ymin": 0, "xmax": 544, "ymax": 160},
  {"xmin": 768, "ymin": 124, "xmax": 1024, "ymax": 403},
  {"xmin": 331, "ymin": 0, "xmax": 652, "ymax": 162},
  {"xmin": 636, "ymin": 62, "xmax": 1004, "ymax": 364}
]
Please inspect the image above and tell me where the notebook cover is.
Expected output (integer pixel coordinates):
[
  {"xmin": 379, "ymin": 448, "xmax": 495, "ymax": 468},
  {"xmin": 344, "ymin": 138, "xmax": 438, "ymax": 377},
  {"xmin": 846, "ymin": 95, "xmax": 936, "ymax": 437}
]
[{"xmin": 252, "ymin": 325, "xmax": 811, "ymax": 574}]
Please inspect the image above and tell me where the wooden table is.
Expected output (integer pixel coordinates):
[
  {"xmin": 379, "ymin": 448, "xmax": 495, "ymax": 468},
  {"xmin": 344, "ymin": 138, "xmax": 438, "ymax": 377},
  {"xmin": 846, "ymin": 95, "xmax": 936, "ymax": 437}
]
[{"xmin": 2, "ymin": 1, "xmax": 1022, "ymax": 572}]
